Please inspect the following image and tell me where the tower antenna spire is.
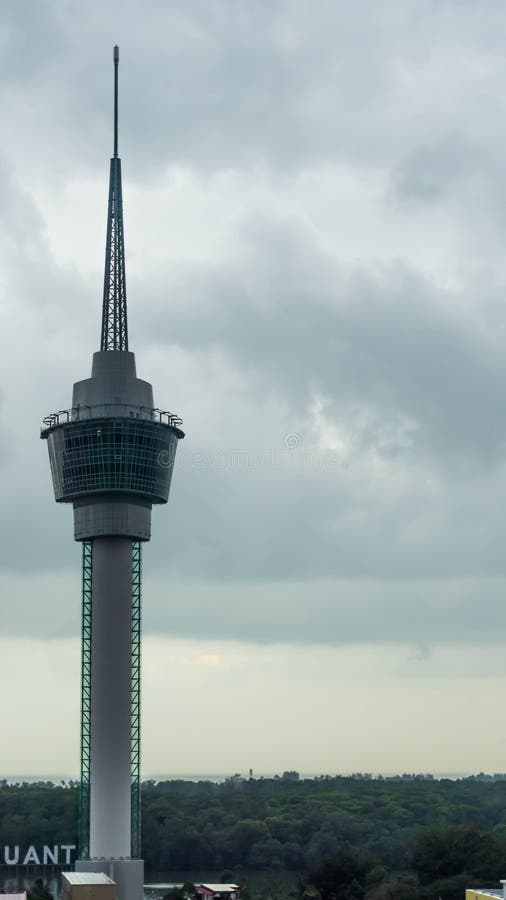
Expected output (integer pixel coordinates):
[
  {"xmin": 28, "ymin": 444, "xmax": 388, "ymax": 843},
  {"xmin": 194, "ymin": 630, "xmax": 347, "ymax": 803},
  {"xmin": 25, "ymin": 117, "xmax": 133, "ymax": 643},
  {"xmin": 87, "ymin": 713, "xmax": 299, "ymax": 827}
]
[
  {"xmin": 113, "ymin": 44, "xmax": 119, "ymax": 158},
  {"xmin": 100, "ymin": 43, "xmax": 128, "ymax": 351}
]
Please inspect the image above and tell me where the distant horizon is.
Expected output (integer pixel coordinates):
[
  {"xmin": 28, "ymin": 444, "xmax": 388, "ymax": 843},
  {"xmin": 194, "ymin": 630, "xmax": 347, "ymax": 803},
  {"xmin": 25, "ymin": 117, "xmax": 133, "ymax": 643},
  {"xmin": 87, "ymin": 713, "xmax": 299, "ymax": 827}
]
[{"xmin": 3, "ymin": 770, "xmax": 505, "ymax": 782}]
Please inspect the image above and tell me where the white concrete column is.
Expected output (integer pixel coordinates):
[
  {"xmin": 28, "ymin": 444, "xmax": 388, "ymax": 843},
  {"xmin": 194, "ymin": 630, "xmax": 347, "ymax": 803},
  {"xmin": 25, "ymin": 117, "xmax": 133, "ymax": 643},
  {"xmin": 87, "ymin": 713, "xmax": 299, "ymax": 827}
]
[{"xmin": 89, "ymin": 536, "xmax": 133, "ymax": 858}]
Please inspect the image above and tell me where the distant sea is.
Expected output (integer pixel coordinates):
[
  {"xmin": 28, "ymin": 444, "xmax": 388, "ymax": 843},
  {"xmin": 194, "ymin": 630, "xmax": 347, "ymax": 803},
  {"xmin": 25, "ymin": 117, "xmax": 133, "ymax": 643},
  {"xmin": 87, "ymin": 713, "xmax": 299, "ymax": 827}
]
[{"xmin": 2, "ymin": 772, "xmax": 477, "ymax": 783}]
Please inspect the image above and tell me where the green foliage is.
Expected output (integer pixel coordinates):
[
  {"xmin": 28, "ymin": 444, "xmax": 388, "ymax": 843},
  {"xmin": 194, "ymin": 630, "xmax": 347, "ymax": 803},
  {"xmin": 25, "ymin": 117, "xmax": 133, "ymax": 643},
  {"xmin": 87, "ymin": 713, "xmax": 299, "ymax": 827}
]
[
  {"xmin": 305, "ymin": 846, "xmax": 378, "ymax": 899},
  {"xmin": 0, "ymin": 782, "xmax": 78, "ymax": 850},
  {"xmin": 364, "ymin": 876, "xmax": 422, "ymax": 899},
  {"xmin": 27, "ymin": 880, "xmax": 53, "ymax": 900},
  {"xmin": 410, "ymin": 822, "xmax": 506, "ymax": 884},
  {"xmin": 4, "ymin": 776, "xmax": 506, "ymax": 898}
]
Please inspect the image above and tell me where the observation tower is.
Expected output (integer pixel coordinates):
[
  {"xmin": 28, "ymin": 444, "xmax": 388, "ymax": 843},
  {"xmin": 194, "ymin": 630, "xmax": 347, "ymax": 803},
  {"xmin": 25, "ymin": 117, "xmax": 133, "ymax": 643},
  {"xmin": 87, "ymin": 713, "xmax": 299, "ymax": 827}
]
[{"xmin": 41, "ymin": 47, "xmax": 184, "ymax": 900}]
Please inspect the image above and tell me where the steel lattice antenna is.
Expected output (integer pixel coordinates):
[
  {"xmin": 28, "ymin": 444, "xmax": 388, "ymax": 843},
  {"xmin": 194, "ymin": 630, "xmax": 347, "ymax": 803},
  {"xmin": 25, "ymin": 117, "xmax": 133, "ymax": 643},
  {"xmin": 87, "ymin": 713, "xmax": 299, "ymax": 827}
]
[{"xmin": 100, "ymin": 44, "xmax": 128, "ymax": 351}]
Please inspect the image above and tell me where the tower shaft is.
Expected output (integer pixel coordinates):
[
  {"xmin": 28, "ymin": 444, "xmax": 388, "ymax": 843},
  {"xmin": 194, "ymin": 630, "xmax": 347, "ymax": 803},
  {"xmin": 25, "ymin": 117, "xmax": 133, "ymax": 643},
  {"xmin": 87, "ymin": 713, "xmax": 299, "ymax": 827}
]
[
  {"xmin": 80, "ymin": 539, "xmax": 142, "ymax": 861},
  {"xmin": 89, "ymin": 536, "xmax": 135, "ymax": 858}
]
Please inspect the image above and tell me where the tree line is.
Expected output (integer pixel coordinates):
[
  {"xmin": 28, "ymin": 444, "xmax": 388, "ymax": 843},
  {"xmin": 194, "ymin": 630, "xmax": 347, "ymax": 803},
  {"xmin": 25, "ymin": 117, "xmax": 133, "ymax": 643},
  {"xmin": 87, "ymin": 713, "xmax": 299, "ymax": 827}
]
[{"xmin": 3, "ymin": 774, "xmax": 506, "ymax": 899}]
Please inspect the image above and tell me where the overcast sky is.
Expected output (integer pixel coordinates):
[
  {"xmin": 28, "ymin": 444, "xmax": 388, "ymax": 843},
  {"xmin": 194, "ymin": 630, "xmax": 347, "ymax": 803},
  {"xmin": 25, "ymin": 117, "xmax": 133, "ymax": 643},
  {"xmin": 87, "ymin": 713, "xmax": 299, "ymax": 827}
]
[{"xmin": 2, "ymin": 0, "xmax": 506, "ymax": 776}]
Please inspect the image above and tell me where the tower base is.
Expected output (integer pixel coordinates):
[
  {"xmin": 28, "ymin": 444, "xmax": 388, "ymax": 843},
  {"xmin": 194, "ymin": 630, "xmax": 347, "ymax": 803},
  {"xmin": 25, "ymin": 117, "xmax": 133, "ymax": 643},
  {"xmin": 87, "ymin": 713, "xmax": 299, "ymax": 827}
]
[{"xmin": 75, "ymin": 858, "xmax": 144, "ymax": 900}]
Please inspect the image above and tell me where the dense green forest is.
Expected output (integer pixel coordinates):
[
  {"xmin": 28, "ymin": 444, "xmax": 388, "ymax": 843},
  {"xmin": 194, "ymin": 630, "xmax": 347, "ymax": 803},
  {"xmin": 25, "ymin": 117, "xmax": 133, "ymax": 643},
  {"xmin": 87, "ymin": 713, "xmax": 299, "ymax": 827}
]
[{"xmin": 3, "ymin": 774, "xmax": 506, "ymax": 898}]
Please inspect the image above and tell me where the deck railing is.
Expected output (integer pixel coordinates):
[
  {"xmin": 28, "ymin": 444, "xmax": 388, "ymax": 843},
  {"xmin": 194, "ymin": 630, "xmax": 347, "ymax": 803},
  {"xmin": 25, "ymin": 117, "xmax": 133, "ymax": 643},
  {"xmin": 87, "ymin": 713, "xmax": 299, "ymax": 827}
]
[{"xmin": 42, "ymin": 404, "xmax": 183, "ymax": 430}]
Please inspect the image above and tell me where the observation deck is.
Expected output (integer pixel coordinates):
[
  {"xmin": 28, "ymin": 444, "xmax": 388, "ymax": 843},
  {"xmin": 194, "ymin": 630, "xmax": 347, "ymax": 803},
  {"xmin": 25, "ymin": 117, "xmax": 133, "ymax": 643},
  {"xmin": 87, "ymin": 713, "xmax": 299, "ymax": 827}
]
[
  {"xmin": 41, "ymin": 403, "xmax": 184, "ymax": 505},
  {"xmin": 41, "ymin": 350, "xmax": 185, "ymax": 541}
]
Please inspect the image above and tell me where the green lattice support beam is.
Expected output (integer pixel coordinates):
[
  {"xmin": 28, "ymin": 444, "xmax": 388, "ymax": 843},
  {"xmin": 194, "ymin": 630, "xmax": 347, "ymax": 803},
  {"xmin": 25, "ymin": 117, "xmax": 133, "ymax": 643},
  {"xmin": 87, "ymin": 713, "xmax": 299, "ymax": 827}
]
[
  {"xmin": 79, "ymin": 539, "xmax": 142, "ymax": 859},
  {"xmin": 131, "ymin": 540, "xmax": 142, "ymax": 858},
  {"xmin": 79, "ymin": 541, "xmax": 93, "ymax": 858}
]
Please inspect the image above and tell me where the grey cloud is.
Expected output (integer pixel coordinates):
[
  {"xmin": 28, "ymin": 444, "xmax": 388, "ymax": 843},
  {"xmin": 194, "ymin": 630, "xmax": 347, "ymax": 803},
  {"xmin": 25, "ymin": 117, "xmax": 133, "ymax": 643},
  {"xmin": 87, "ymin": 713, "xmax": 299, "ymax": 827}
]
[
  {"xmin": 408, "ymin": 643, "xmax": 432, "ymax": 662},
  {"xmin": 0, "ymin": 1, "xmax": 59, "ymax": 82},
  {"xmin": 140, "ymin": 575, "xmax": 506, "ymax": 647},
  {"xmin": 391, "ymin": 135, "xmax": 481, "ymax": 204},
  {"xmin": 1, "ymin": 0, "xmax": 503, "ymax": 182},
  {"xmin": 2, "ymin": 206, "xmax": 506, "ymax": 593},
  {"xmin": 2, "ymin": 0, "xmax": 506, "ymax": 651},
  {"xmin": 4, "ymin": 569, "xmax": 506, "ymax": 647},
  {"xmin": 136, "ymin": 214, "xmax": 506, "ymax": 466}
]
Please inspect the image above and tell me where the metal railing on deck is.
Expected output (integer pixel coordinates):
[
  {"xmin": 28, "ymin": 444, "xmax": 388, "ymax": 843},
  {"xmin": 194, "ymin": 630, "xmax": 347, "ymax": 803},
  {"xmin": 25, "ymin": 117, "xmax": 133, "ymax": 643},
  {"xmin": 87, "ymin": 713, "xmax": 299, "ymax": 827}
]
[{"xmin": 42, "ymin": 404, "xmax": 183, "ymax": 430}]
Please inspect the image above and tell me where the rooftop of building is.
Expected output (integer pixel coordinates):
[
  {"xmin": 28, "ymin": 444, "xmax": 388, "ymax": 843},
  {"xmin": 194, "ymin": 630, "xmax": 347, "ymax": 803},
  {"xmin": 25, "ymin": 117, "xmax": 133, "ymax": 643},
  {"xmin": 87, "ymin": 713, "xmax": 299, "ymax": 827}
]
[
  {"xmin": 196, "ymin": 886, "xmax": 240, "ymax": 894},
  {"xmin": 467, "ymin": 889, "xmax": 504, "ymax": 898},
  {"xmin": 63, "ymin": 873, "xmax": 115, "ymax": 885}
]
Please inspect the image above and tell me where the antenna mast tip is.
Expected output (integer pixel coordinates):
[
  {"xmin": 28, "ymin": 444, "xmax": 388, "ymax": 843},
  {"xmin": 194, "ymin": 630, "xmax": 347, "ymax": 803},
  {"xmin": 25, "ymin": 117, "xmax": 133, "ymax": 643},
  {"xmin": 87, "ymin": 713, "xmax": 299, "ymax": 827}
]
[{"xmin": 113, "ymin": 45, "xmax": 119, "ymax": 63}]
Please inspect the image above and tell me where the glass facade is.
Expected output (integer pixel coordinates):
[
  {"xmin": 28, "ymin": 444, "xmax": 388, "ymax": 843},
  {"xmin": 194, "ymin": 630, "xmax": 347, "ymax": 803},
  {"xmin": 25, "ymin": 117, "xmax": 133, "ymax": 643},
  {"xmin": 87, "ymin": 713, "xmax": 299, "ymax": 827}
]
[{"xmin": 45, "ymin": 417, "xmax": 179, "ymax": 503}]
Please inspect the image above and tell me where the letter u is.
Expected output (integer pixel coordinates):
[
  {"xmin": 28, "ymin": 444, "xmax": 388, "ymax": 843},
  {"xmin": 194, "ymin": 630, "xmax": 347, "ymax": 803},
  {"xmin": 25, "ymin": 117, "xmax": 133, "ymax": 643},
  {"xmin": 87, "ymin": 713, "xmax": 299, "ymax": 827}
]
[{"xmin": 4, "ymin": 845, "xmax": 19, "ymax": 865}]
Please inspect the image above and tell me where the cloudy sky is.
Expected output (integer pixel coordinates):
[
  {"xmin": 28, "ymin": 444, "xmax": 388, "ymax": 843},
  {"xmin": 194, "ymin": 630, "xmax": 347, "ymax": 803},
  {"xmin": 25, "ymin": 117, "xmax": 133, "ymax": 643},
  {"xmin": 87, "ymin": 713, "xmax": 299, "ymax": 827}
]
[{"xmin": 2, "ymin": 0, "xmax": 506, "ymax": 776}]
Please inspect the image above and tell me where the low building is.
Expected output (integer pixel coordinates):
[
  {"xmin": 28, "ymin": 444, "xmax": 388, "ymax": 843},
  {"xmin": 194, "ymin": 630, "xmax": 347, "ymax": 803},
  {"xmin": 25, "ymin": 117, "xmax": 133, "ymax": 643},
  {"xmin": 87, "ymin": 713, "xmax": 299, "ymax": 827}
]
[
  {"xmin": 466, "ymin": 883, "xmax": 506, "ymax": 899},
  {"xmin": 62, "ymin": 871, "xmax": 117, "ymax": 900},
  {"xmin": 195, "ymin": 885, "xmax": 240, "ymax": 900}
]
